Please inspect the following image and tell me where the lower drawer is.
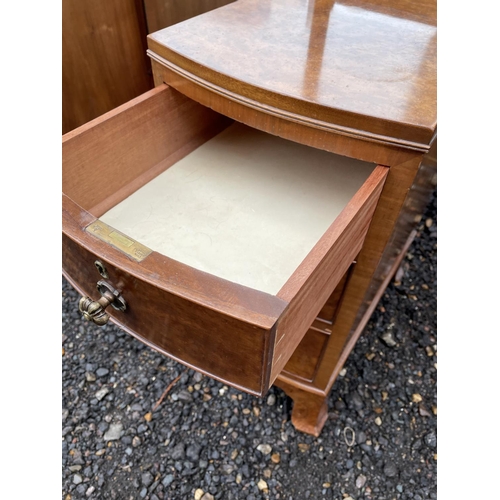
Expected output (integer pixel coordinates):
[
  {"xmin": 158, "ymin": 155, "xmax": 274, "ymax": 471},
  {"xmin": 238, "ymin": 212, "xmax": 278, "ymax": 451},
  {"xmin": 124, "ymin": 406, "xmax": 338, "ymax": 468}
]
[{"xmin": 62, "ymin": 84, "xmax": 388, "ymax": 396}]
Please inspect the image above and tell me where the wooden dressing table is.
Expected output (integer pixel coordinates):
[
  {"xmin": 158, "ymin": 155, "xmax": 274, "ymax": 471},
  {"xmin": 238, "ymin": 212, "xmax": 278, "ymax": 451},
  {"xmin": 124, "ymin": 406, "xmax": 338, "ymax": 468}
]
[{"xmin": 62, "ymin": 0, "xmax": 436, "ymax": 436}]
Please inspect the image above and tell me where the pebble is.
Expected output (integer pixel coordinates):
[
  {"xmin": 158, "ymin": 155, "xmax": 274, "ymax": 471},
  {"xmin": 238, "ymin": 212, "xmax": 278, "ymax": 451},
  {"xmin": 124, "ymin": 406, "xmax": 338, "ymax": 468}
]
[
  {"xmin": 162, "ymin": 474, "xmax": 174, "ymax": 487},
  {"xmin": 85, "ymin": 372, "xmax": 96, "ymax": 382},
  {"xmin": 186, "ymin": 443, "xmax": 202, "ymax": 461},
  {"xmin": 171, "ymin": 442, "xmax": 186, "ymax": 460},
  {"xmin": 177, "ymin": 390, "xmax": 194, "ymax": 402},
  {"xmin": 73, "ymin": 474, "xmax": 83, "ymax": 485},
  {"xmin": 356, "ymin": 474, "xmax": 367, "ymax": 488},
  {"xmin": 383, "ymin": 462, "xmax": 398, "ymax": 477},
  {"xmin": 425, "ymin": 432, "xmax": 437, "ymax": 448},
  {"xmin": 103, "ymin": 423, "xmax": 123, "ymax": 441},
  {"xmin": 412, "ymin": 393, "xmax": 423, "ymax": 403},
  {"xmin": 347, "ymin": 392, "xmax": 364, "ymax": 410},
  {"xmin": 201, "ymin": 494, "xmax": 214, "ymax": 500},
  {"xmin": 257, "ymin": 479, "xmax": 268, "ymax": 491},
  {"xmin": 141, "ymin": 472, "xmax": 154, "ymax": 487},
  {"xmin": 96, "ymin": 368, "xmax": 109, "ymax": 377},
  {"xmin": 132, "ymin": 436, "xmax": 141, "ymax": 447},
  {"xmin": 95, "ymin": 387, "xmax": 110, "ymax": 401},
  {"xmin": 380, "ymin": 331, "xmax": 397, "ymax": 347},
  {"xmin": 257, "ymin": 444, "xmax": 272, "ymax": 455},
  {"xmin": 267, "ymin": 394, "xmax": 276, "ymax": 406},
  {"xmin": 374, "ymin": 417, "xmax": 382, "ymax": 426},
  {"xmin": 195, "ymin": 489, "xmax": 204, "ymax": 500}
]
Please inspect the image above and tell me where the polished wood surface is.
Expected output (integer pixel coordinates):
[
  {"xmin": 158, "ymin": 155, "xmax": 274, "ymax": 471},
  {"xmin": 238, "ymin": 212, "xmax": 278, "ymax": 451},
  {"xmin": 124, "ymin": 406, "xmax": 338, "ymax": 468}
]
[
  {"xmin": 62, "ymin": 0, "xmax": 152, "ymax": 133},
  {"xmin": 144, "ymin": 0, "xmax": 235, "ymax": 33},
  {"xmin": 149, "ymin": 58, "xmax": 419, "ymax": 166},
  {"xmin": 63, "ymin": 195, "xmax": 285, "ymax": 395},
  {"xmin": 62, "ymin": 0, "xmax": 436, "ymax": 435},
  {"xmin": 148, "ymin": 0, "xmax": 436, "ymax": 149},
  {"xmin": 63, "ymin": 85, "xmax": 231, "ymax": 215},
  {"xmin": 271, "ymin": 166, "xmax": 387, "ymax": 381},
  {"xmin": 63, "ymin": 83, "xmax": 388, "ymax": 396}
]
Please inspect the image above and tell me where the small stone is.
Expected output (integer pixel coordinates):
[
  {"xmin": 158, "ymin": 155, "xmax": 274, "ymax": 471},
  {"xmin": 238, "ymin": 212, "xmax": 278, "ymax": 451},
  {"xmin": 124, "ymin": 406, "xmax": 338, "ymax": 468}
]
[
  {"xmin": 170, "ymin": 442, "xmax": 186, "ymax": 460},
  {"xmin": 425, "ymin": 218, "xmax": 433, "ymax": 228},
  {"xmin": 253, "ymin": 407, "xmax": 260, "ymax": 417},
  {"xmin": 96, "ymin": 368, "xmax": 109, "ymax": 377},
  {"xmin": 356, "ymin": 474, "xmax": 367, "ymax": 488},
  {"xmin": 257, "ymin": 444, "xmax": 272, "ymax": 455},
  {"xmin": 419, "ymin": 405, "xmax": 432, "ymax": 417},
  {"xmin": 383, "ymin": 462, "xmax": 398, "ymax": 477},
  {"xmin": 263, "ymin": 469, "xmax": 272, "ymax": 478},
  {"xmin": 86, "ymin": 486, "xmax": 95, "ymax": 497},
  {"xmin": 322, "ymin": 483, "xmax": 331, "ymax": 488},
  {"xmin": 267, "ymin": 394, "xmax": 276, "ymax": 406},
  {"xmin": 374, "ymin": 417, "xmax": 382, "ymax": 426},
  {"xmin": 380, "ymin": 331, "xmax": 397, "ymax": 347},
  {"xmin": 144, "ymin": 412, "xmax": 152, "ymax": 422},
  {"xmin": 194, "ymin": 488, "xmax": 204, "ymax": 500},
  {"xmin": 257, "ymin": 479, "xmax": 268, "ymax": 491},
  {"xmin": 177, "ymin": 390, "xmax": 193, "ymax": 402},
  {"xmin": 334, "ymin": 399, "xmax": 346, "ymax": 411},
  {"xmin": 201, "ymin": 494, "xmax": 214, "ymax": 500},
  {"xmin": 73, "ymin": 474, "xmax": 83, "ymax": 485},
  {"xmin": 85, "ymin": 372, "xmax": 96, "ymax": 382},
  {"xmin": 162, "ymin": 474, "xmax": 174, "ymax": 487},
  {"xmin": 339, "ymin": 368, "xmax": 347, "ymax": 377},
  {"xmin": 271, "ymin": 453, "xmax": 280, "ymax": 464},
  {"xmin": 68, "ymin": 465, "xmax": 82, "ymax": 472},
  {"xmin": 298, "ymin": 443, "xmax": 310, "ymax": 452},
  {"xmin": 396, "ymin": 484, "xmax": 404, "ymax": 493},
  {"xmin": 103, "ymin": 423, "xmax": 123, "ymax": 441},
  {"xmin": 356, "ymin": 431, "xmax": 366, "ymax": 444},
  {"xmin": 347, "ymin": 392, "xmax": 364, "ymax": 410},
  {"xmin": 222, "ymin": 464, "xmax": 235, "ymax": 475},
  {"xmin": 95, "ymin": 449, "xmax": 106, "ymax": 456},
  {"xmin": 236, "ymin": 473, "xmax": 242, "ymax": 484},
  {"xmin": 141, "ymin": 472, "xmax": 154, "ymax": 487},
  {"xmin": 186, "ymin": 443, "xmax": 202, "ymax": 461},
  {"xmin": 95, "ymin": 387, "xmax": 110, "ymax": 401},
  {"xmin": 425, "ymin": 432, "xmax": 437, "ymax": 448},
  {"xmin": 426, "ymin": 346, "xmax": 434, "ymax": 356},
  {"xmin": 366, "ymin": 352, "xmax": 375, "ymax": 361},
  {"xmin": 432, "ymin": 405, "xmax": 437, "ymax": 415},
  {"xmin": 132, "ymin": 436, "xmax": 141, "ymax": 447},
  {"xmin": 382, "ymin": 391, "xmax": 388, "ymax": 401},
  {"xmin": 412, "ymin": 393, "xmax": 423, "ymax": 403}
]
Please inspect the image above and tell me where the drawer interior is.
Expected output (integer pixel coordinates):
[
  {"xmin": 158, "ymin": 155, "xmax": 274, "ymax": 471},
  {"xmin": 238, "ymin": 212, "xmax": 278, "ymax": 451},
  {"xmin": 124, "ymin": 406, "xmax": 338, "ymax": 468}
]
[
  {"xmin": 63, "ymin": 84, "xmax": 388, "ymax": 395},
  {"xmin": 99, "ymin": 121, "xmax": 375, "ymax": 295}
]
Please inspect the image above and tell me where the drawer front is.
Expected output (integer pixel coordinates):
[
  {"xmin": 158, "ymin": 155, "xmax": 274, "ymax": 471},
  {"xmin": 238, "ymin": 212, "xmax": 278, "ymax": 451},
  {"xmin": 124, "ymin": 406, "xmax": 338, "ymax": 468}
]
[
  {"xmin": 62, "ymin": 85, "xmax": 388, "ymax": 396},
  {"xmin": 63, "ymin": 195, "xmax": 284, "ymax": 396}
]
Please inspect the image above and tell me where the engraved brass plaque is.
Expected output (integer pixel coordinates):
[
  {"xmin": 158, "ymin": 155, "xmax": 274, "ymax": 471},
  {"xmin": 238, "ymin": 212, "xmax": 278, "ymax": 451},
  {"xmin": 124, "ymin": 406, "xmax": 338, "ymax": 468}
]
[{"xmin": 86, "ymin": 221, "xmax": 152, "ymax": 262}]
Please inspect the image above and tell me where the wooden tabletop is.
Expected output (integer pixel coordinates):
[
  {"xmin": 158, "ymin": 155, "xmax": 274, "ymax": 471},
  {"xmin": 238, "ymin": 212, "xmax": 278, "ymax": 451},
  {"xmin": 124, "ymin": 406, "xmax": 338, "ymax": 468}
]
[{"xmin": 148, "ymin": 0, "xmax": 436, "ymax": 151}]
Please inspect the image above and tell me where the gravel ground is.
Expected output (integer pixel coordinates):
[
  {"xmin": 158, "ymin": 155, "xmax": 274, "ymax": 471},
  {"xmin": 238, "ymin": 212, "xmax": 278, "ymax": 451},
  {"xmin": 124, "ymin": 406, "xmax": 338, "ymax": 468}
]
[{"xmin": 62, "ymin": 191, "xmax": 437, "ymax": 500}]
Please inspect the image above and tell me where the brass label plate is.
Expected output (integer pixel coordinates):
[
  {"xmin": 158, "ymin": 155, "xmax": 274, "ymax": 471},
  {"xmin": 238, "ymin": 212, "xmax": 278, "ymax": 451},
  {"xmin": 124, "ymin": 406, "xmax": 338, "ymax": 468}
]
[{"xmin": 86, "ymin": 221, "xmax": 152, "ymax": 262}]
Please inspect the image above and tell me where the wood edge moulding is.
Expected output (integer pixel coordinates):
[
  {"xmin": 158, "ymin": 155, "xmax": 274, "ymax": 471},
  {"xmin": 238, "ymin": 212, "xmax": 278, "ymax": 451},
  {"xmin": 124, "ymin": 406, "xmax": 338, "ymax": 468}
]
[{"xmin": 147, "ymin": 51, "xmax": 433, "ymax": 154}]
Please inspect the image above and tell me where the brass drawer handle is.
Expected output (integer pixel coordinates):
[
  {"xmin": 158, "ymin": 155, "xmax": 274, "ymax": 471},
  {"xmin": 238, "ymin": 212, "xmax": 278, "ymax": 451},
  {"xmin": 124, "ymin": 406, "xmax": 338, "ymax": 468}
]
[{"xmin": 79, "ymin": 280, "xmax": 127, "ymax": 326}]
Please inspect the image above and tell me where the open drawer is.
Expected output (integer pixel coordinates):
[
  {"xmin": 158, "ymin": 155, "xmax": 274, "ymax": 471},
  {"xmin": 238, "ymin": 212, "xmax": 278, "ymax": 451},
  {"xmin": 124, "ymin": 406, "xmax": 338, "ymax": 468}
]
[{"xmin": 62, "ymin": 84, "xmax": 388, "ymax": 396}]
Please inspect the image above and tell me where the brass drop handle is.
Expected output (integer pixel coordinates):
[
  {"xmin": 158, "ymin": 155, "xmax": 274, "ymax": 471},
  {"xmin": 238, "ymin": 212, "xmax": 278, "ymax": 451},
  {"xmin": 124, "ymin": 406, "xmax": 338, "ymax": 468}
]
[{"xmin": 79, "ymin": 281, "xmax": 127, "ymax": 326}]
